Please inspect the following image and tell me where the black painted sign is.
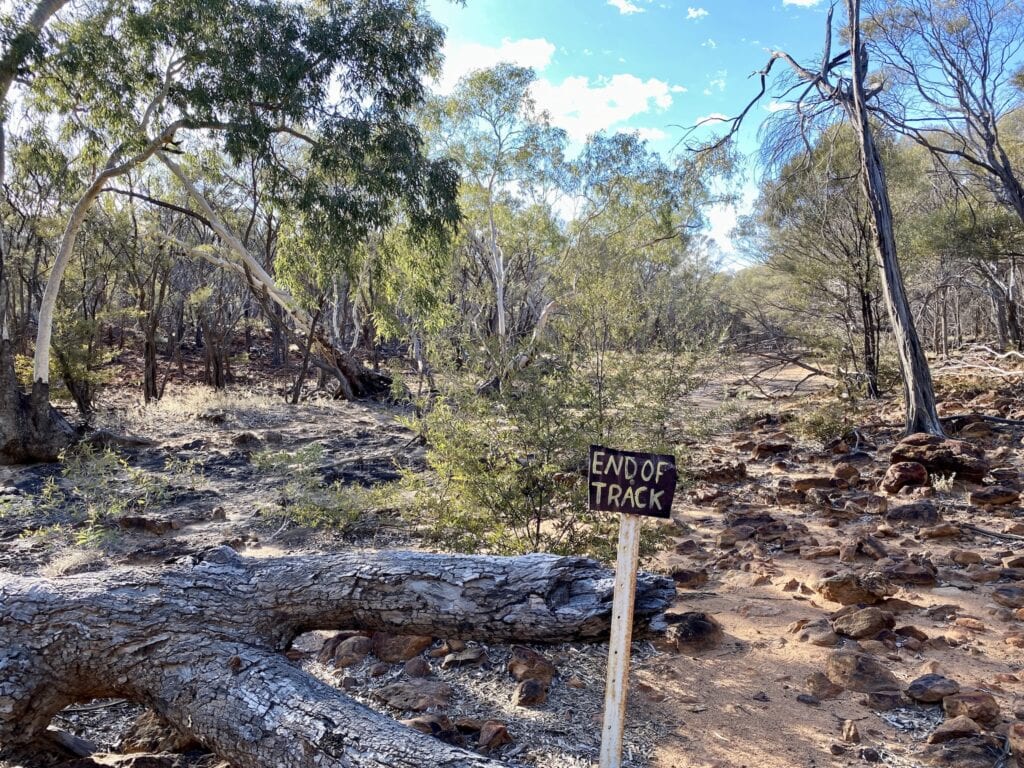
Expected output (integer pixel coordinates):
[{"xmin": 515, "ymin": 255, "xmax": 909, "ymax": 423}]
[{"xmin": 588, "ymin": 445, "xmax": 677, "ymax": 518}]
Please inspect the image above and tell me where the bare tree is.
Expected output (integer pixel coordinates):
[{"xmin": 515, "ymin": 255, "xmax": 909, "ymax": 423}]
[{"xmin": 703, "ymin": 0, "xmax": 944, "ymax": 435}]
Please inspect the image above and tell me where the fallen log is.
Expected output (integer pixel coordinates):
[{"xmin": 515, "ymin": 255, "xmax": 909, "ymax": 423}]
[{"xmin": 0, "ymin": 546, "xmax": 674, "ymax": 768}]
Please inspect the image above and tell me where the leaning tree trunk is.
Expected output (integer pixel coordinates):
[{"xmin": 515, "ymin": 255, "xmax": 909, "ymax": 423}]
[
  {"xmin": 0, "ymin": 547, "xmax": 674, "ymax": 768},
  {"xmin": 845, "ymin": 0, "xmax": 943, "ymax": 436}
]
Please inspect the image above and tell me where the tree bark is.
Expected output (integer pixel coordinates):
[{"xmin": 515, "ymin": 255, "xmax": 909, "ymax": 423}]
[
  {"xmin": 0, "ymin": 339, "xmax": 75, "ymax": 464},
  {"xmin": 845, "ymin": 0, "xmax": 944, "ymax": 436},
  {"xmin": 0, "ymin": 547, "xmax": 674, "ymax": 768}
]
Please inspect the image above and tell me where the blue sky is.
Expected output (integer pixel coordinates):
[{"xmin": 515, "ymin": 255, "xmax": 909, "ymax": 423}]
[{"xmin": 424, "ymin": 0, "xmax": 836, "ymax": 265}]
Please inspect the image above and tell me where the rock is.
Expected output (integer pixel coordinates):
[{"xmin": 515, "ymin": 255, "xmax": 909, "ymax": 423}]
[
  {"xmin": 795, "ymin": 693, "xmax": 820, "ymax": 706},
  {"xmin": 882, "ymin": 462, "xmax": 929, "ymax": 494},
  {"xmin": 441, "ymin": 646, "xmax": 488, "ymax": 669},
  {"xmin": 842, "ymin": 720, "xmax": 861, "ymax": 743},
  {"xmin": 371, "ymin": 632, "xmax": 434, "ymax": 663},
  {"xmin": 951, "ymin": 550, "xmax": 983, "ymax": 565},
  {"xmin": 403, "ymin": 656, "xmax": 431, "ymax": 678},
  {"xmin": 865, "ymin": 690, "xmax": 905, "ymax": 711},
  {"xmin": 885, "ymin": 501, "xmax": 940, "ymax": 525},
  {"xmin": 507, "ymin": 646, "xmax": 557, "ymax": 684},
  {"xmin": 333, "ymin": 635, "xmax": 373, "ymax": 669},
  {"xmin": 833, "ymin": 607, "xmax": 895, "ymax": 639},
  {"xmin": 716, "ymin": 525, "xmax": 755, "ymax": 547},
  {"xmin": 374, "ymin": 680, "xmax": 453, "ymax": 711},
  {"xmin": 825, "ymin": 651, "xmax": 899, "ymax": 693},
  {"xmin": 969, "ymin": 486, "xmax": 1019, "ymax": 506},
  {"xmin": 665, "ymin": 612, "xmax": 723, "ymax": 653},
  {"xmin": 798, "ymin": 619, "xmax": 840, "ymax": 647},
  {"xmin": 907, "ymin": 674, "xmax": 961, "ymax": 703},
  {"xmin": 512, "ymin": 678, "xmax": 549, "ymax": 707},
  {"xmin": 918, "ymin": 737, "xmax": 1003, "ymax": 768},
  {"xmin": 833, "ymin": 463, "xmax": 862, "ymax": 482},
  {"xmin": 691, "ymin": 460, "xmax": 747, "ymax": 483},
  {"xmin": 1008, "ymin": 723, "xmax": 1024, "ymax": 768},
  {"xmin": 994, "ymin": 586, "xmax": 1024, "ymax": 609},
  {"xmin": 816, "ymin": 572, "xmax": 894, "ymax": 605},
  {"xmin": 669, "ymin": 566, "xmax": 709, "ymax": 589},
  {"xmin": 884, "ymin": 560, "xmax": 937, "ymax": 585},
  {"xmin": 399, "ymin": 714, "xmax": 460, "ymax": 743},
  {"xmin": 752, "ymin": 441, "xmax": 792, "ymax": 460},
  {"xmin": 231, "ymin": 431, "xmax": 261, "ymax": 449},
  {"xmin": 1003, "ymin": 555, "xmax": 1024, "ymax": 569},
  {"xmin": 927, "ymin": 716, "xmax": 982, "ymax": 744},
  {"xmin": 793, "ymin": 476, "xmax": 836, "ymax": 492},
  {"xmin": 119, "ymin": 710, "xmax": 202, "ymax": 754},
  {"xmin": 890, "ymin": 433, "xmax": 990, "ymax": 483},
  {"xmin": 921, "ymin": 523, "xmax": 960, "ymax": 539},
  {"xmin": 477, "ymin": 720, "xmax": 514, "ymax": 751},
  {"xmin": 943, "ymin": 691, "xmax": 1000, "ymax": 725},
  {"xmin": 805, "ymin": 671, "xmax": 844, "ymax": 699}
]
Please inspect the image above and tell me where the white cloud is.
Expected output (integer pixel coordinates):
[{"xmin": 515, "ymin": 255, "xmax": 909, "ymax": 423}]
[
  {"xmin": 532, "ymin": 74, "xmax": 680, "ymax": 142},
  {"xmin": 695, "ymin": 112, "xmax": 729, "ymax": 124},
  {"xmin": 687, "ymin": 6, "xmax": 708, "ymax": 19},
  {"xmin": 671, "ymin": 85, "xmax": 688, "ymax": 93},
  {"xmin": 783, "ymin": 0, "xmax": 822, "ymax": 5},
  {"xmin": 608, "ymin": 0, "xmax": 645, "ymax": 14},
  {"xmin": 438, "ymin": 37, "xmax": 557, "ymax": 92},
  {"xmin": 632, "ymin": 127, "xmax": 669, "ymax": 142},
  {"xmin": 765, "ymin": 100, "xmax": 793, "ymax": 112},
  {"xmin": 701, "ymin": 38, "xmax": 717, "ymax": 49},
  {"xmin": 702, "ymin": 69, "xmax": 727, "ymax": 95}
]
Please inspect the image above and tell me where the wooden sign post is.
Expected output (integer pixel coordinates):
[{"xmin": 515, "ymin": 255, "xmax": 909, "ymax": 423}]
[{"xmin": 589, "ymin": 445, "xmax": 677, "ymax": 768}]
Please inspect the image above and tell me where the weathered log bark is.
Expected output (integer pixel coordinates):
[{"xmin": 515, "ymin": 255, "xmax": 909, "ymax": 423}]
[{"xmin": 0, "ymin": 547, "xmax": 674, "ymax": 768}]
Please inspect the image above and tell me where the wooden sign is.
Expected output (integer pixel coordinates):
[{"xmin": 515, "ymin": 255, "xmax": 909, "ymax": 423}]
[
  {"xmin": 592, "ymin": 444, "xmax": 677, "ymax": 768},
  {"xmin": 588, "ymin": 445, "xmax": 677, "ymax": 518}
]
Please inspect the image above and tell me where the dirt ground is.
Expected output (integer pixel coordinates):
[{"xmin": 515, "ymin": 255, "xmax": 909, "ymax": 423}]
[{"xmin": 2, "ymin": 355, "xmax": 1023, "ymax": 768}]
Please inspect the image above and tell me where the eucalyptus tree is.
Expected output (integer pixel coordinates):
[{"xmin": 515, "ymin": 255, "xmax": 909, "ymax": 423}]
[
  {"xmin": 1, "ymin": 0, "xmax": 459, "ymax": 462},
  {"xmin": 424, "ymin": 63, "xmax": 567, "ymax": 378},
  {"xmin": 708, "ymin": 0, "xmax": 944, "ymax": 435},
  {"xmin": 864, "ymin": 0, "xmax": 1024, "ymax": 225}
]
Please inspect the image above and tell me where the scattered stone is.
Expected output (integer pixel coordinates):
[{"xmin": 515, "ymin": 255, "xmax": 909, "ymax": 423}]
[
  {"xmin": 1003, "ymin": 555, "xmax": 1024, "ymax": 569},
  {"xmin": 795, "ymin": 693, "xmax": 820, "ymax": 707},
  {"xmin": 994, "ymin": 586, "xmax": 1024, "ymax": 609},
  {"xmin": 1008, "ymin": 723, "xmax": 1024, "ymax": 768},
  {"xmin": 884, "ymin": 560, "xmax": 937, "ymax": 585},
  {"xmin": 665, "ymin": 612, "xmax": 723, "ymax": 653},
  {"xmin": 951, "ymin": 550, "xmax": 983, "ymax": 566},
  {"xmin": 403, "ymin": 656, "xmax": 431, "ymax": 678},
  {"xmin": 833, "ymin": 607, "xmax": 895, "ymax": 639},
  {"xmin": 921, "ymin": 523, "xmax": 960, "ymax": 539},
  {"xmin": 918, "ymin": 737, "xmax": 1000, "ymax": 768},
  {"xmin": 477, "ymin": 720, "xmax": 514, "ymax": 751},
  {"xmin": 907, "ymin": 674, "xmax": 960, "ymax": 703},
  {"xmin": 805, "ymin": 671, "xmax": 844, "ymax": 699},
  {"xmin": 865, "ymin": 690, "xmax": 905, "ymax": 711},
  {"xmin": 882, "ymin": 462, "xmax": 929, "ymax": 494},
  {"xmin": 968, "ymin": 486, "xmax": 1019, "ymax": 506},
  {"xmin": 669, "ymin": 566, "xmax": 709, "ymax": 589},
  {"xmin": 441, "ymin": 646, "xmax": 488, "ymax": 669},
  {"xmin": 816, "ymin": 573, "xmax": 894, "ymax": 605},
  {"xmin": 512, "ymin": 678, "xmax": 549, "ymax": 708},
  {"xmin": 691, "ymin": 460, "xmax": 747, "ymax": 483},
  {"xmin": 374, "ymin": 680, "xmax": 453, "ymax": 712},
  {"xmin": 371, "ymin": 632, "xmax": 434, "ymax": 663},
  {"xmin": 927, "ymin": 716, "xmax": 982, "ymax": 744},
  {"xmin": 60, "ymin": 755, "xmax": 185, "ymax": 768},
  {"xmin": 942, "ymin": 691, "xmax": 1000, "ymax": 725},
  {"xmin": 834, "ymin": 463, "xmax": 862, "ymax": 482},
  {"xmin": 333, "ymin": 635, "xmax": 373, "ymax": 669},
  {"xmin": 842, "ymin": 720, "xmax": 861, "ymax": 743},
  {"xmin": 400, "ymin": 714, "xmax": 459, "ymax": 742},
  {"xmin": 885, "ymin": 501, "xmax": 940, "ymax": 526},
  {"xmin": 752, "ymin": 441, "xmax": 792, "ymax": 460},
  {"xmin": 890, "ymin": 433, "xmax": 990, "ymax": 483},
  {"xmin": 825, "ymin": 651, "xmax": 899, "ymax": 693},
  {"xmin": 507, "ymin": 646, "xmax": 557, "ymax": 684},
  {"xmin": 798, "ymin": 619, "xmax": 840, "ymax": 648}
]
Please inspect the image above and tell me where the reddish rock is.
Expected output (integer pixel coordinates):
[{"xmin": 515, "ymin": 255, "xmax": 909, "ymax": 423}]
[
  {"xmin": 832, "ymin": 607, "xmax": 895, "ymax": 639},
  {"xmin": 512, "ymin": 678, "xmax": 549, "ymax": 707},
  {"xmin": 969, "ymin": 486, "xmax": 1020, "ymax": 506},
  {"xmin": 507, "ymin": 646, "xmax": 557, "ymax": 684},
  {"xmin": 906, "ymin": 674, "xmax": 960, "ymax": 703},
  {"xmin": 890, "ymin": 433, "xmax": 990, "ymax": 483},
  {"xmin": 374, "ymin": 680, "xmax": 453, "ymax": 711},
  {"xmin": 927, "ymin": 716, "xmax": 982, "ymax": 744},
  {"xmin": 816, "ymin": 573, "xmax": 894, "ymax": 605},
  {"xmin": 943, "ymin": 691, "xmax": 1000, "ymax": 725},
  {"xmin": 334, "ymin": 635, "xmax": 373, "ymax": 669},
  {"xmin": 825, "ymin": 651, "xmax": 899, "ymax": 693},
  {"xmin": 371, "ymin": 632, "xmax": 434, "ymax": 663},
  {"xmin": 994, "ymin": 586, "xmax": 1024, "ymax": 609},
  {"xmin": 751, "ymin": 441, "xmax": 793, "ymax": 460},
  {"xmin": 882, "ymin": 462, "xmax": 929, "ymax": 494},
  {"xmin": 885, "ymin": 501, "xmax": 940, "ymax": 525},
  {"xmin": 1008, "ymin": 723, "xmax": 1024, "ymax": 768}
]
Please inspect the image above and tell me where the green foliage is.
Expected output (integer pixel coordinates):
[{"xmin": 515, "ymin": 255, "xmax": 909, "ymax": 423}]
[
  {"xmin": 252, "ymin": 444, "xmax": 393, "ymax": 534},
  {"xmin": 793, "ymin": 400, "xmax": 858, "ymax": 447},
  {"xmin": 29, "ymin": 445, "xmax": 176, "ymax": 547}
]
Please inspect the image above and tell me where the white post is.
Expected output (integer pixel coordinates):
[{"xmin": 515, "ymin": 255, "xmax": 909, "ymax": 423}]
[{"xmin": 598, "ymin": 513, "xmax": 642, "ymax": 768}]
